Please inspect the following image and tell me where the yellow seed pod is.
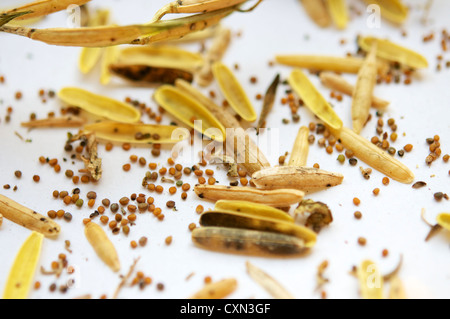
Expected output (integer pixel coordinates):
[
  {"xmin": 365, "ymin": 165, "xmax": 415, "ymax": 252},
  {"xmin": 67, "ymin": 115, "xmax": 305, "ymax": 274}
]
[
  {"xmin": 58, "ymin": 87, "xmax": 141, "ymax": 123},
  {"xmin": 358, "ymin": 36, "xmax": 428, "ymax": 69},
  {"xmin": 118, "ymin": 45, "xmax": 204, "ymax": 73},
  {"xmin": 84, "ymin": 222, "xmax": 120, "ymax": 272},
  {"xmin": 357, "ymin": 260, "xmax": 384, "ymax": 299},
  {"xmin": 3, "ymin": 232, "xmax": 44, "ymax": 299},
  {"xmin": 214, "ymin": 200, "xmax": 294, "ymax": 222},
  {"xmin": 83, "ymin": 121, "xmax": 188, "ymax": 145},
  {"xmin": 154, "ymin": 85, "xmax": 226, "ymax": 142},
  {"xmin": 190, "ymin": 278, "xmax": 238, "ymax": 299},
  {"xmin": 199, "ymin": 211, "xmax": 317, "ymax": 247},
  {"xmin": 212, "ymin": 61, "xmax": 257, "ymax": 122},
  {"xmin": 362, "ymin": 0, "xmax": 408, "ymax": 24},
  {"xmin": 436, "ymin": 213, "xmax": 450, "ymax": 231},
  {"xmin": 325, "ymin": 0, "xmax": 348, "ymax": 29},
  {"xmin": 288, "ymin": 69, "xmax": 343, "ymax": 130}
]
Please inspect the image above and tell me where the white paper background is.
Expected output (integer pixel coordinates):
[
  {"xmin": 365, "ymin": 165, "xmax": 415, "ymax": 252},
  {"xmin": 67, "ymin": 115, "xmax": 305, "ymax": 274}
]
[{"xmin": 0, "ymin": 0, "xmax": 449, "ymax": 299}]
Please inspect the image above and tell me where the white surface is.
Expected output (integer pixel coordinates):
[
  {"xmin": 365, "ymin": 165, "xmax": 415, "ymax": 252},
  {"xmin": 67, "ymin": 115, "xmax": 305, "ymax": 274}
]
[{"xmin": 0, "ymin": 0, "xmax": 449, "ymax": 299}]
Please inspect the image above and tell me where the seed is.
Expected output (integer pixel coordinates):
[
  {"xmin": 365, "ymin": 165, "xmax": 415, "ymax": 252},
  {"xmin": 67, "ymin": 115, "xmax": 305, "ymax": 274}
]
[
  {"xmin": 382, "ymin": 249, "xmax": 389, "ymax": 257},
  {"xmin": 33, "ymin": 175, "xmax": 40, "ymax": 182},
  {"xmin": 166, "ymin": 200, "xmax": 175, "ymax": 208},
  {"xmin": 403, "ymin": 144, "xmax": 413, "ymax": 152},
  {"xmin": 196, "ymin": 205, "xmax": 204, "ymax": 214},
  {"xmin": 123, "ymin": 164, "xmax": 131, "ymax": 171},
  {"xmin": 353, "ymin": 197, "xmax": 361, "ymax": 206},
  {"xmin": 358, "ymin": 237, "xmax": 367, "ymax": 246},
  {"xmin": 47, "ymin": 210, "xmax": 57, "ymax": 219},
  {"xmin": 100, "ymin": 216, "xmax": 109, "ymax": 224},
  {"xmin": 188, "ymin": 223, "xmax": 197, "ymax": 231},
  {"xmin": 119, "ymin": 197, "xmax": 129, "ymax": 205},
  {"xmin": 139, "ymin": 237, "xmax": 148, "ymax": 247},
  {"xmin": 349, "ymin": 158, "xmax": 358, "ymax": 166},
  {"xmin": 382, "ymin": 177, "xmax": 390, "ymax": 185},
  {"xmin": 165, "ymin": 236, "xmax": 173, "ymax": 245},
  {"xmin": 63, "ymin": 212, "xmax": 72, "ymax": 222},
  {"xmin": 373, "ymin": 188, "xmax": 380, "ymax": 196},
  {"xmin": 337, "ymin": 154, "xmax": 345, "ymax": 163},
  {"xmin": 434, "ymin": 192, "xmax": 444, "ymax": 201},
  {"xmin": 122, "ymin": 225, "xmax": 130, "ymax": 235},
  {"xmin": 75, "ymin": 199, "xmax": 84, "ymax": 208},
  {"xmin": 110, "ymin": 203, "xmax": 119, "ymax": 213},
  {"xmin": 354, "ymin": 211, "xmax": 362, "ymax": 219},
  {"xmin": 102, "ymin": 199, "xmax": 110, "ymax": 207},
  {"xmin": 128, "ymin": 214, "xmax": 136, "ymax": 222}
]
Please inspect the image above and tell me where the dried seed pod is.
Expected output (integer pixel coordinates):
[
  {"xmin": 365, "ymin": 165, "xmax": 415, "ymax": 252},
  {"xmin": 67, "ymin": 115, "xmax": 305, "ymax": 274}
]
[
  {"xmin": 153, "ymin": 85, "xmax": 226, "ymax": 142},
  {"xmin": 257, "ymin": 74, "xmax": 280, "ymax": 130},
  {"xmin": 289, "ymin": 126, "xmax": 310, "ymax": 167},
  {"xmin": 110, "ymin": 64, "xmax": 193, "ymax": 85},
  {"xmin": 0, "ymin": 7, "xmax": 234, "ymax": 47},
  {"xmin": 325, "ymin": 0, "xmax": 348, "ymax": 29},
  {"xmin": 0, "ymin": 194, "xmax": 61, "ymax": 238},
  {"xmin": 0, "ymin": 0, "xmax": 91, "ymax": 21},
  {"xmin": 84, "ymin": 222, "xmax": 120, "ymax": 272},
  {"xmin": 79, "ymin": 9, "xmax": 110, "ymax": 74},
  {"xmin": 196, "ymin": 28, "xmax": 231, "ymax": 87},
  {"xmin": 246, "ymin": 261, "xmax": 294, "ymax": 299},
  {"xmin": 358, "ymin": 36, "xmax": 428, "ymax": 69},
  {"xmin": 151, "ymin": 0, "xmax": 250, "ymax": 22},
  {"xmin": 3, "ymin": 232, "xmax": 43, "ymax": 299},
  {"xmin": 21, "ymin": 116, "xmax": 86, "ymax": 128},
  {"xmin": 352, "ymin": 43, "xmax": 378, "ymax": 134},
  {"xmin": 0, "ymin": 213, "xmax": 2, "ymax": 227},
  {"xmin": 362, "ymin": 0, "xmax": 408, "ymax": 24},
  {"xmin": 320, "ymin": 72, "xmax": 389, "ymax": 109},
  {"xmin": 189, "ymin": 278, "xmax": 237, "ymax": 299},
  {"xmin": 251, "ymin": 166, "xmax": 344, "ymax": 193},
  {"xmin": 329, "ymin": 127, "xmax": 414, "ymax": 184},
  {"xmin": 175, "ymin": 79, "xmax": 271, "ymax": 174},
  {"xmin": 275, "ymin": 55, "xmax": 389, "ymax": 75},
  {"xmin": 357, "ymin": 260, "xmax": 384, "ymax": 299},
  {"xmin": 199, "ymin": 211, "xmax": 316, "ymax": 246},
  {"xmin": 288, "ymin": 69, "xmax": 343, "ymax": 130},
  {"xmin": 194, "ymin": 184, "xmax": 305, "ymax": 206},
  {"xmin": 82, "ymin": 121, "xmax": 187, "ymax": 145},
  {"xmin": 191, "ymin": 227, "xmax": 308, "ymax": 257},
  {"xmin": 118, "ymin": 45, "xmax": 204, "ymax": 73},
  {"xmin": 212, "ymin": 61, "xmax": 257, "ymax": 122},
  {"xmin": 214, "ymin": 200, "xmax": 294, "ymax": 222},
  {"xmin": 58, "ymin": 87, "xmax": 140, "ymax": 123},
  {"xmin": 300, "ymin": 0, "xmax": 331, "ymax": 28}
]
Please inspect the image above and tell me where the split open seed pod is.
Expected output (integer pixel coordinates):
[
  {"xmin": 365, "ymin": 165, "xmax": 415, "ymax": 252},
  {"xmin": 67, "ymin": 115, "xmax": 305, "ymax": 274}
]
[
  {"xmin": 362, "ymin": 0, "xmax": 408, "ymax": 24},
  {"xmin": 58, "ymin": 87, "xmax": 140, "ymax": 123},
  {"xmin": 212, "ymin": 61, "xmax": 257, "ymax": 122},
  {"xmin": 82, "ymin": 121, "xmax": 188, "ymax": 145},
  {"xmin": 437, "ymin": 213, "xmax": 450, "ymax": 231},
  {"xmin": 358, "ymin": 36, "xmax": 428, "ymax": 69},
  {"xmin": 154, "ymin": 85, "xmax": 226, "ymax": 142},
  {"xmin": 214, "ymin": 200, "xmax": 294, "ymax": 222}
]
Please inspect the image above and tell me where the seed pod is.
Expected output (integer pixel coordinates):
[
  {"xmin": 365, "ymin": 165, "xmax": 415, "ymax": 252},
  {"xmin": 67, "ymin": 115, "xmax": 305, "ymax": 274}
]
[
  {"xmin": 214, "ymin": 200, "xmax": 294, "ymax": 222},
  {"xmin": 289, "ymin": 126, "xmax": 310, "ymax": 167},
  {"xmin": 196, "ymin": 28, "xmax": 231, "ymax": 87},
  {"xmin": 358, "ymin": 36, "xmax": 428, "ymax": 69},
  {"xmin": 325, "ymin": 0, "xmax": 348, "ymax": 29},
  {"xmin": 194, "ymin": 184, "xmax": 305, "ymax": 206},
  {"xmin": 175, "ymin": 79, "xmax": 271, "ymax": 174},
  {"xmin": 320, "ymin": 72, "xmax": 389, "ymax": 109},
  {"xmin": 362, "ymin": 0, "xmax": 408, "ymax": 24},
  {"xmin": 257, "ymin": 74, "xmax": 280, "ymax": 130},
  {"xmin": 83, "ymin": 121, "xmax": 187, "ymax": 145},
  {"xmin": 246, "ymin": 261, "xmax": 294, "ymax": 299},
  {"xmin": 0, "ymin": 0, "xmax": 91, "ymax": 21},
  {"xmin": 329, "ymin": 127, "xmax": 414, "ymax": 184},
  {"xmin": 275, "ymin": 55, "xmax": 389, "ymax": 75},
  {"xmin": 58, "ymin": 87, "xmax": 140, "ymax": 123},
  {"xmin": 388, "ymin": 276, "xmax": 406, "ymax": 299},
  {"xmin": 3, "ymin": 232, "xmax": 43, "ymax": 299},
  {"xmin": 0, "ymin": 213, "xmax": 2, "ymax": 227},
  {"xmin": 288, "ymin": 69, "xmax": 343, "ymax": 130},
  {"xmin": 21, "ymin": 116, "xmax": 86, "ymax": 128},
  {"xmin": 110, "ymin": 64, "xmax": 193, "ymax": 85},
  {"xmin": 352, "ymin": 43, "xmax": 378, "ymax": 134},
  {"xmin": 151, "ymin": 0, "xmax": 250, "ymax": 22},
  {"xmin": 190, "ymin": 278, "xmax": 238, "ymax": 299},
  {"xmin": 191, "ymin": 227, "xmax": 308, "ymax": 257},
  {"xmin": 0, "ymin": 7, "xmax": 234, "ymax": 47},
  {"xmin": 0, "ymin": 194, "xmax": 60, "ymax": 238},
  {"xmin": 84, "ymin": 222, "xmax": 120, "ymax": 272},
  {"xmin": 212, "ymin": 61, "xmax": 257, "ymax": 122},
  {"xmin": 199, "ymin": 211, "xmax": 317, "ymax": 246},
  {"xmin": 300, "ymin": 0, "xmax": 331, "ymax": 28},
  {"xmin": 357, "ymin": 260, "xmax": 384, "ymax": 299},
  {"xmin": 251, "ymin": 166, "xmax": 344, "ymax": 193},
  {"xmin": 153, "ymin": 85, "xmax": 226, "ymax": 142},
  {"xmin": 118, "ymin": 45, "xmax": 204, "ymax": 73}
]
